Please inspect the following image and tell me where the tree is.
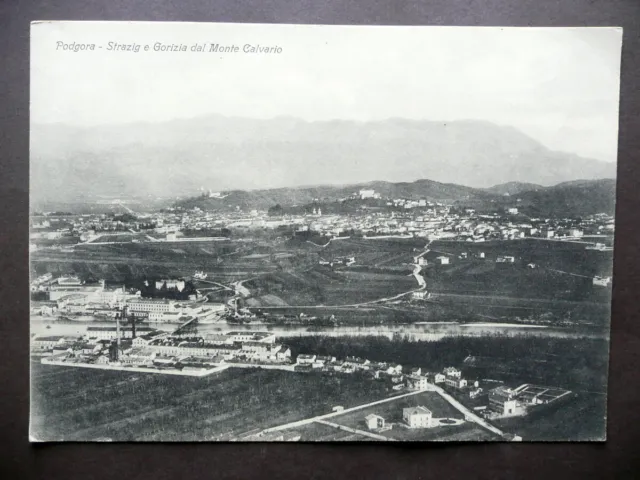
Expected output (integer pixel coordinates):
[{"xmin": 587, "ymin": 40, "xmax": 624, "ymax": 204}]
[{"xmin": 268, "ymin": 204, "xmax": 284, "ymax": 216}]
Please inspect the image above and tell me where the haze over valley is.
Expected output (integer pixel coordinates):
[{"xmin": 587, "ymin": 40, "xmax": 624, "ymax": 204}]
[{"xmin": 30, "ymin": 116, "xmax": 616, "ymax": 208}]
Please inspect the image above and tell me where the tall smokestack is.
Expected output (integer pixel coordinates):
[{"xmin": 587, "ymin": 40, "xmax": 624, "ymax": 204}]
[
  {"xmin": 115, "ymin": 310, "xmax": 120, "ymax": 361},
  {"xmin": 129, "ymin": 305, "xmax": 136, "ymax": 339}
]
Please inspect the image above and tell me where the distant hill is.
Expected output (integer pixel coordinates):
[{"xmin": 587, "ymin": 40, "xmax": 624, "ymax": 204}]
[
  {"xmin": 483, "ymin": 178, "xmax": 617, "ymax": 217},
  {"xmin": 174, "ymin": 178, "xmax": 491, "ymax": 212},
  {"xmin": 175, "ymin": 177, "xmax": 616, "ymax": 218},
  {"xmin": 30, "ymin": 116, "xmax": 616, "ymax": 206},
  {"xmin": 484, "ymin": 182, "xmax": 543, "ymax": 196}
]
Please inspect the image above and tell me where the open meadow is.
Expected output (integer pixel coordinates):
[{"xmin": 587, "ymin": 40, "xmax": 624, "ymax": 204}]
[
  {"xmin": 426, "ymin": 239, "xmax": 613, "ymax": 303},
  {"xmin": 30, "ymin": 362, "xmax": 392, "ymax": 442},
  {"xmin": 244, "ymin": 266, "xmax": 417, "ymax": 307}
]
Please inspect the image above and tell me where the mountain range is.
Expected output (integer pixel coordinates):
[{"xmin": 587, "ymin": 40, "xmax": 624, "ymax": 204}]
[{"xmin": 30, "ymin": 116, "xmax": 616, "ymax": 207}]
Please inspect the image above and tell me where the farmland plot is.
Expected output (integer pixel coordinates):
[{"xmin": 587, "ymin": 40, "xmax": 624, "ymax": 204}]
[{"xmin": 30, "ymin": 363, "xmax": 390, "ymax": 442}]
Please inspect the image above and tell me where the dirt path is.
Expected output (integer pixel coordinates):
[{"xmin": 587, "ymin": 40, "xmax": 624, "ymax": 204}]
[
  {"xmin": 316, "ymin": 419, "xmax": 394, "ymax": 441},
  {"xmin": 430, "ymin": 384, "xmax": 507, "ymax": 438}
]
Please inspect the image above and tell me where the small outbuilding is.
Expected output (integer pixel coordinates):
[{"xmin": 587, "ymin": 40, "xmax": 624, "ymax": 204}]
[{"xmin": 365, "ymin": 414, "xmax": 385, "ymax": 430}]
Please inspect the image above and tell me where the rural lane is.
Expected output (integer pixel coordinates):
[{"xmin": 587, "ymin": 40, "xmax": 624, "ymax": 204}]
[
  {"xmin": 316, "ymin": 419, "xmax": 396, "ymax": 441},
  {"xmin": 259, "ymin": 389, "xmax": 428, "ymax": 435}
]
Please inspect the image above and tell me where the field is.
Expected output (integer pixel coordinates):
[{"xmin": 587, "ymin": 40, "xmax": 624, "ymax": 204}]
[
  {"xmin": 30, "ymin": 239, "xmax": 286, "ymax": 283},
  {"xmin": 426, "ymin": 239, "xmax": 613, "ymax": 303},
  {"xmin": 30, "ymin": 362, "xmax": 392, "ymax": 441},
  {"xmin": 245, "ymin": 267, "xmax": 417, "ymax": 307},
  {"xmin": 32, "ymin": 235, "xmax": 613, "ymax": 332},
  {"xmin": 281, "ymin": 421, "xmax": 375, "ymax": 441},
  {"xmin": 86, "ymin": 232, "xmax": 153, "ymax": 243},
  {"xmin": 322, "ymin": 237, "xmax": 424, "ymax": 268}
]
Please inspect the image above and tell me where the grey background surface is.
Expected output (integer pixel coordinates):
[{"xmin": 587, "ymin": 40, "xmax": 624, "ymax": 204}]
[{"xmin": 1, "ymin": 1, "xmax": 640, "ymax": 478}]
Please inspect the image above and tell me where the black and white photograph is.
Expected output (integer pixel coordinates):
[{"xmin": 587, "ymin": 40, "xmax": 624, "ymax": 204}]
[{"xmin": 29, "ymin": 22, "xmax": 622, "ymax": 442}]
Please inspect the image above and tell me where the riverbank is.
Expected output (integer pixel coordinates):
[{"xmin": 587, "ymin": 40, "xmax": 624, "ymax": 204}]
[
  {"xmin": 40, "ymin": 358, "xmax": 230, "ymax": 377},
  {"xmin": 31, "ymin": 315, "xmax": 609, "ymax": 341}
]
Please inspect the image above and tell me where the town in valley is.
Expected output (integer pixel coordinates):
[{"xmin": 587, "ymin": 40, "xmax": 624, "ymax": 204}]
[
  {"xmin": 30, "ymin": 23, "xmax": 620, "ymax": 443},
  {"xmin": 30, "ymin": 181, "xmax": 613, "ymax": 442}
]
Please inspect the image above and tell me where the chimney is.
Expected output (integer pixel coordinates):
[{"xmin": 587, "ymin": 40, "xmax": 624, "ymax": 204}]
[
  {"xmin": 115, "ymin": 309, "xmax": 121, "ymax": 361},
  {"xmin": 128, "ymin": 305, "xmax": 136, "ymax": 339}
]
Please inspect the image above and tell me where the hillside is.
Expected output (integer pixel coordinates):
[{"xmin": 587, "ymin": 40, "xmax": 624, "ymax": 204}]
[
  {"xmin": 514, "ymin": 179, "xmax": 616, "ymax": 217},
  {"xmin": 175, "ymin": 178, "xmax": 616, "ymax": 218},
  {"xmin": 30, "ymin": 116, "xmax": 616, "ymax": 205},
  {"xmin": 485, "ymin": 182, "xmax": 543, "ymax": 196},
  {"xmin": 477, "ymin": 179, "xmax": 616, "ymax": 217},
  {"xmin": 174, "ymin": 180, "xmax": 491, "ymax": 210},
  {"xmin": 174, "ymin": 179, "xmax": 491, "ymax": 212}
]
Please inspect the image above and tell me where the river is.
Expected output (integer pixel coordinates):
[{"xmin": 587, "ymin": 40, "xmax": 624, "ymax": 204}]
[{"xmin": 31, "ymin": 316, "xmax": 608, "ymax": 341}]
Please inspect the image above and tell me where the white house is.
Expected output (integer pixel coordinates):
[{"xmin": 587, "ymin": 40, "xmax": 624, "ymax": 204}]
[
  {"xmin": 593, "ymin": 276, "xmax": 612, "ymax": 287},
  {"xmin": 297, "ymin": 354, "xmax": 317, "ymax": 365},
  {"xmin": 445, "ymin": 377, "xmax": 468, "ymax": 389},
  {"xmin": 403, "ymin": 406, "xmax": 433, "ymax": 428},
  {"xmin": 31, "ymin": 335, "xmax": 68, "ymax": 352},
  {"xmin": 443, "ymin": 367, "xmax": 461, "ymax": 378},
  {"xmin": 488, "ymin": 386, "xmax": 525, "ymax": 417},
  {"xmin": 412, "ymin": 291, "xmax": 428, "ymax": 300},
  {"xmin": 496, "ymin": 256, "xmax": 515, "ymax": 263},
  {"xmin": 434, "ymin": 373, "xmax": 446, "ymax": 384},
  {"xmin": 275, "ymin": 346, "xmax": 292, "ymax": 361},
  {"xmin": 385, "ymin": 364, "xmax": 403, "ymax": 375},
  {"xmin": 409, "ymin": 376, "xmax": 429, "ymax": 391},
  {"xmin": 365, "ymin": 414, "xmax": 385, "ymax": 430}
]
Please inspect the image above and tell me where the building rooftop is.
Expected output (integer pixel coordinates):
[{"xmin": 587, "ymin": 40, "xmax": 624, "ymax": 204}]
[
  {"xmin": 203, "ymin": 334, "xmax": 229, "ymax": 343},
  {"xmin": 87, "ymin": 326, "xmax": 156, "ymax": 332},
  {"xmin": 33, "ymin": 335, "xmax": 66, "ymax": 342},
  {"xmin": 489, "ymin": 386, "xmax": 515, "ymax": 401},
  {"xmin": 403, "ymin": 406, "xmax": 432, "ymax": 416},
  {"xmin": 127, "ymin": 347, "xmax": 155, "ymax": 356},
  {"xmin": 129, "ymin": 298, "xmax": 176, "ymax": 304}
]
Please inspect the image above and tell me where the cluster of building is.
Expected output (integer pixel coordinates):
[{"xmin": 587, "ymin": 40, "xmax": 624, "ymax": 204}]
[
  {"xmin": 364, "ymin": 406, "xmax": 435, "ymax": 432},
  {"xmin": 31, "ymin": 189, "xmax": 614, "ymax": 250},
  {"xmin": 294, "ymin": 354, "xmax": 403, "ymax": 379},
  {"xmin": 144, "ymin": 331, "xmax": 291, "ymax": 364},
  {"xmin": 33, "ymin": 329, "xmax": 292, "ymax": 370},
  {"xmin": 448, "ymin": 210, "xmax": 614, "ymax": 243},
  {"xmin": 293, "ymin": 355, "xmax": 482, "ymax": 397},
  {"xmin": 485, "ymin": 384, "xmax": 572, "ymax": 418},
  {"xmin": 318, "ymin": 256, "xmax": 355, "ymax": 267},
  {"xmin": 30, "ymin": 274, "xmax": 227, "ymax": 323}
]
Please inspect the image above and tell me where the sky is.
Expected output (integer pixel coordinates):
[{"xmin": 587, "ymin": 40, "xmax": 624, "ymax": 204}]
[{"xmin": 31, "ymin": 22, "xmax": 623, "ymax": 162}]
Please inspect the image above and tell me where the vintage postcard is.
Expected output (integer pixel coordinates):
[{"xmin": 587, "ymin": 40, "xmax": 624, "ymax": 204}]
[{"xmin": 29, "ymin": 22, "xmax": 622, "ymax": 442}]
